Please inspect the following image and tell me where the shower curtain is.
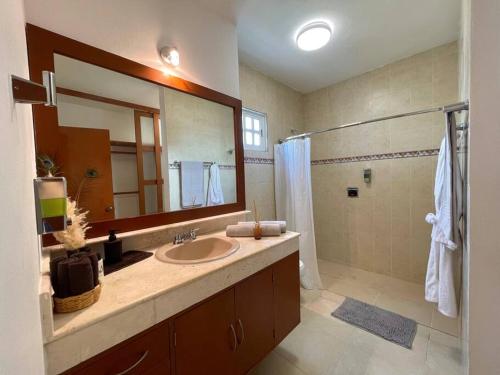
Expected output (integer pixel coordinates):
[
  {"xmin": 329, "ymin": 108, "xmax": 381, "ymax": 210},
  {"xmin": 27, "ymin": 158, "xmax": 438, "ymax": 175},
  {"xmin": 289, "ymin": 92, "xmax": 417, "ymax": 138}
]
[{"xmin": 274, "ymin": 138, "xmax": 323, "ymax": 290}]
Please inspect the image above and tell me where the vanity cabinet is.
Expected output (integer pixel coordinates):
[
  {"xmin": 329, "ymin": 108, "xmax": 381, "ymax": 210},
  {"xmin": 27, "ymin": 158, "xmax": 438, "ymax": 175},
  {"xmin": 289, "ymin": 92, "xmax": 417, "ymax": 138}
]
[
  {"xmin": 173, "ymin": 267, "xmax": 276, "ymax": 375},
  {"xmin": 63, "ymin": 252, "xmax": 299, "ymax": 375},
  {"xmin": 173, "ymin": 252, "xmax": 299, "ymax": 374}
]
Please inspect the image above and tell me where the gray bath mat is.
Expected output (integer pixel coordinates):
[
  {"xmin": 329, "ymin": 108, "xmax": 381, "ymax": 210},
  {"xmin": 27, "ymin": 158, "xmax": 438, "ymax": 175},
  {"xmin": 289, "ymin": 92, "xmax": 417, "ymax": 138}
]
[{"xmin": 332, "ymin": 298, "xmax": 417, "ymax": 349}]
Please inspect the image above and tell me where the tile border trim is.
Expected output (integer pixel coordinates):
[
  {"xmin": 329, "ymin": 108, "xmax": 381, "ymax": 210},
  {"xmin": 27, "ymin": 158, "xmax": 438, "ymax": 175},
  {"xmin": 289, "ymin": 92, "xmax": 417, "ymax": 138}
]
[
  {"xmin": 244, "ymin": 157, "xmax": 274, "ymax": 165},
  {"xmin": 243, "ymin": 149, "xmax": 440, "ymax": 166},
  {"xmin": 311, "ymin": 149, "xmax": 440, "ymax": 165}
]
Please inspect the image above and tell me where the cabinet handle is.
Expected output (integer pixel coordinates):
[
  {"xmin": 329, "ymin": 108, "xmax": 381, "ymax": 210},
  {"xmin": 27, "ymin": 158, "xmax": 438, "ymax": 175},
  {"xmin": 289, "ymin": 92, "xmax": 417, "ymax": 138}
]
[
  {"xmin": 114, "ymin": 350, "xmax": 149, "ymax": 375},
  {"xmin": 229, "ymin": 324, "xmax": 238, "ymax": 352},
  {"xmin": 237, "ymin": 319, "xmax": 245, "ymax": 345}
]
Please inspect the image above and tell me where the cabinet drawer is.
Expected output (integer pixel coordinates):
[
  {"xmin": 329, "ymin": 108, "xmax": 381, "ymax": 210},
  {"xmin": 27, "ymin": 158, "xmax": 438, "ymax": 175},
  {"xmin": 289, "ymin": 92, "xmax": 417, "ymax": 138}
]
[{"xmin": 65, "ymin": 323, "xmax": 170, "ymax": 375}]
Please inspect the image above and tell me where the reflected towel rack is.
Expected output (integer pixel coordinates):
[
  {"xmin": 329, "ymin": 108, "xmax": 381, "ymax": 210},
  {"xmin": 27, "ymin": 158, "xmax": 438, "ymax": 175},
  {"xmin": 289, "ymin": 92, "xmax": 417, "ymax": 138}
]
[{"xmin": 172, "ymin": 161, "xmax": 215, "ymax": 168}]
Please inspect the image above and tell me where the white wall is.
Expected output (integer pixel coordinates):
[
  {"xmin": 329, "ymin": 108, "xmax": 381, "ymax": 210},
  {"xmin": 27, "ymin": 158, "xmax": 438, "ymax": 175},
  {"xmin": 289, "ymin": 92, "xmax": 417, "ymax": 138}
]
[
  {"xmin": 468, "ymin": 0, "xmax": 500, "ymax": 374},
  {"xmin": 57, "ymin": 96, "xmax": 137, "ymax": 141},
  {"xmin": 54, "ymin": 54, "xmax": 162, "ymax": 108},
  {"xmin": 0, "ymin": 0, "xmax": 45, "ymax": 373},
  {"xmin": 24, "ymin": 0, "xmax": 240, "ymax": 98}
]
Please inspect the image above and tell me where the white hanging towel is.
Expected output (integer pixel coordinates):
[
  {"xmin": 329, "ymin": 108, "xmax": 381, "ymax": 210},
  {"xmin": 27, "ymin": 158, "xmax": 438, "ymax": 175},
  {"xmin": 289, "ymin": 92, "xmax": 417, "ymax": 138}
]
[
  {"xmin": 425, "ymin": 124, "xmax": 461, "ymax": 318},
  {"xmin": 180, "ymin": 161, "xmax": 204, "ymax": 208},
  {"xmin": 207, "ymin": 163, "xmax": 224, "ymax": 206}
]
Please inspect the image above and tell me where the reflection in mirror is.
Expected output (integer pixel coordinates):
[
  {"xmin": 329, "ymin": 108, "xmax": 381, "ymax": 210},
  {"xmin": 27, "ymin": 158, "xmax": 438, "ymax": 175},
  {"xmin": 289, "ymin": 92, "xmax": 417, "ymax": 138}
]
[
  {"xmin": 53, "ymin": 54, "xmax": 236, "ymax": 222},
  {"xmin": 163, "ymin": 88, "xmax": 236, "ymax": 211}
]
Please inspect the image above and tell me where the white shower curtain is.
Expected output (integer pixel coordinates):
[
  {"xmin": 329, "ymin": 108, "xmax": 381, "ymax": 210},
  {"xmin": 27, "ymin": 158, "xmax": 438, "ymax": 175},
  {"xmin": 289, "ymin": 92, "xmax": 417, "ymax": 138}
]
[{"xmin": 274, "ymin": 138, "xmax": 323, "ymax": 290}]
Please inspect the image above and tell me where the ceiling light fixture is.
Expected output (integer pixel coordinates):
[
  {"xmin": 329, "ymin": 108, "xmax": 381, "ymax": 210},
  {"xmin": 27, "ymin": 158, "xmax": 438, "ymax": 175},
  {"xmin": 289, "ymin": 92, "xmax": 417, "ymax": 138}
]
[
  {"xmin": 296, "ymin": 21, "xmax": 333, "ymax": 51},
  {"xmin": 160, "ymin": 46, "xmax": 180, "ymax": 67}
]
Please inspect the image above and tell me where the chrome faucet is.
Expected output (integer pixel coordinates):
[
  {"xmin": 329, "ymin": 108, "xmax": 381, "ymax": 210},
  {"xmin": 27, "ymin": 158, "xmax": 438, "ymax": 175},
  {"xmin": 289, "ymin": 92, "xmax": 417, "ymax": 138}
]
[{"xmin": 173, "ymin": 228, "xmax": 199, "ymax": 245}]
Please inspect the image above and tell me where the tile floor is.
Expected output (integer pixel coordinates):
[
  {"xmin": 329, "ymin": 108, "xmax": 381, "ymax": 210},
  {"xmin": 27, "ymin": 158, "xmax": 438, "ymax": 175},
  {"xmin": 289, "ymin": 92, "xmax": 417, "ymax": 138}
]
[{"xmin": 250, "ymin": 259, "xmax": 463, "ymax": 375}]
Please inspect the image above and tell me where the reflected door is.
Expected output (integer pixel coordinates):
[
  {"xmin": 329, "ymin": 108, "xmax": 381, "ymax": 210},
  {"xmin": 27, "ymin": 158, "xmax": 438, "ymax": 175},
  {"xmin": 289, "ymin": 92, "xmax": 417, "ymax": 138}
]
[{"xmin": 58, "ymin": 126, "xmax": 115, "ymax": 221}]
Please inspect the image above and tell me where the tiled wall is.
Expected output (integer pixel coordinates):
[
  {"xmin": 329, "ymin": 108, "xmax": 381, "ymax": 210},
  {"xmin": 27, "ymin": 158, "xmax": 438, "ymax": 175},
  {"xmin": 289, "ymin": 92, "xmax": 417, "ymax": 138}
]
[
  {"xmin": 304, "ymin": 42, "xmax": 459, "ymax": 283},
  {"xmin": 239, "ymin": 63, "xmax": 304, "ymax": 220},
  {"xmin": 238, "ymin": 42, "xmax": 458, "ymax": 284}
]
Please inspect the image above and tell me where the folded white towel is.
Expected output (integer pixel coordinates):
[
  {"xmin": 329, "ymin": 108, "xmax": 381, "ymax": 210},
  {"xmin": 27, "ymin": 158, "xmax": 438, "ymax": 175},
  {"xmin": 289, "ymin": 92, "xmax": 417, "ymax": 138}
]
[
  {"xmin": 226, "ymin": 223, "xmax": 281, "ymax": 237},
  {"xmin": 180, "ymin": 161, "xmax": 204, "ymax": 208},
  {"xmin": 238, "ymin": 221, "xmax": 287, "ymax": 233}
]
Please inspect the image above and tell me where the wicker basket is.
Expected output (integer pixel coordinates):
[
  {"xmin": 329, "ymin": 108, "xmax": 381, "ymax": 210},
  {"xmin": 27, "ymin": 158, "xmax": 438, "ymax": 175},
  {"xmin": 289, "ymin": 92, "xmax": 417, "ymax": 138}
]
[{"xmin": 53, "ymin": 284, "xmax": 102, "ymax": 313}]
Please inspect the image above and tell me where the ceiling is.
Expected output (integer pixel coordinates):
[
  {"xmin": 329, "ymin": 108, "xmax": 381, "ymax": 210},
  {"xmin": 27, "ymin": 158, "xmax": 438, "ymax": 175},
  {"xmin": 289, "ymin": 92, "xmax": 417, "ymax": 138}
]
[
  {"xmin": 193, "ymin": 0, "xmax": 238, "ymax": 23},
  {"xmin": 235, "ymin": 0, "xmax": 461, "ymax": 93}
]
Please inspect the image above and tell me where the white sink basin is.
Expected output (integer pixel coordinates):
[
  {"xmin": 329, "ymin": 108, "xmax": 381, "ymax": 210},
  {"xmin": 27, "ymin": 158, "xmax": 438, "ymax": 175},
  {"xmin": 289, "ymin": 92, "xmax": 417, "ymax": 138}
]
[{"xmin": 155, "ymin": 235, "xmax": 240, "ymax": 264}]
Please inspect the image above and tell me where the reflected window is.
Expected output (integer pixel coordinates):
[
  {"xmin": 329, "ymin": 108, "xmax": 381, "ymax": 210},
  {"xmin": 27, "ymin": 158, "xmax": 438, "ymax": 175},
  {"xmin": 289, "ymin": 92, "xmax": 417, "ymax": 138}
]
[{"xmin": 242, "ymin": 108, "xmax": 267, "ymax": 152}]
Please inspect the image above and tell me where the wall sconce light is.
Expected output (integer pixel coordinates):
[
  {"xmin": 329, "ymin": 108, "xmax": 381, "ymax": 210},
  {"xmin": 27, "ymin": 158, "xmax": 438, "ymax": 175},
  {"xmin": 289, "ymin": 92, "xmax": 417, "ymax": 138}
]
[{"xmin": 160, "ymin": 46, "xmax": 180, "ymax": 68}]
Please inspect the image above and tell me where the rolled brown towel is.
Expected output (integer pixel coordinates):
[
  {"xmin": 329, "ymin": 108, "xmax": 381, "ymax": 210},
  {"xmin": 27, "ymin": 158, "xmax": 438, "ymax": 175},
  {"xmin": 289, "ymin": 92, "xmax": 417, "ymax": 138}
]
[
  {"xmin": 56, "ymin": 257, "xmax": 78, "ymax": 298},
  {"xmin": 86, "ymin": 252, "xmax": 100, "ymax": 287},
  {"xmin": 68, "ymin": 256, "xmax": 95, "ymax": 296},
  {"xmin": 72, "ymin": 250, "xmax": 101, "ymax": 287},
  {"xmin": 49, "ymin": 255, "xmax": 67, "ymax": 297},
  {"xmin": 226, "ymin": 223, "xmax": 281, "ymax": 237}
]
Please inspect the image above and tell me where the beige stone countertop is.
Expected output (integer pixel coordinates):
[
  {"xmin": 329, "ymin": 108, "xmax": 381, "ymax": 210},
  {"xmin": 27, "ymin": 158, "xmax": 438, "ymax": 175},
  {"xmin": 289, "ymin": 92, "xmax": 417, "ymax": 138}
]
[{"xmin": 43, "ymin": 230, "xmax": 300, "ymax": 346}]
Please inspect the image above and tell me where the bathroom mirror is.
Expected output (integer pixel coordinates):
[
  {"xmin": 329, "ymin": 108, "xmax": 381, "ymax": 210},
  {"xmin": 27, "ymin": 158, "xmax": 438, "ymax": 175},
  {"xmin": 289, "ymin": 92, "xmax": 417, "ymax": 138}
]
[
  {"xmin": 54, "ymin": 54, "xmax": 236, "ymax": 221},
  {"xmin": 27, "ymin": 25, "xmax": 244, "ymax": 243}
]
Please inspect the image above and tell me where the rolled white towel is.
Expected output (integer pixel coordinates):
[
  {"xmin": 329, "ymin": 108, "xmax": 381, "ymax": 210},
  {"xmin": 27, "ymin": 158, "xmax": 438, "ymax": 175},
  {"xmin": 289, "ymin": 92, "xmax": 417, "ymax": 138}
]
[
  {"xmin": 238, "ymin": 221, "xmax": 286, "ymax": 233},
  {"xmin": 226, "ymin": 223, "xmax": 281, "ymax": 237}
]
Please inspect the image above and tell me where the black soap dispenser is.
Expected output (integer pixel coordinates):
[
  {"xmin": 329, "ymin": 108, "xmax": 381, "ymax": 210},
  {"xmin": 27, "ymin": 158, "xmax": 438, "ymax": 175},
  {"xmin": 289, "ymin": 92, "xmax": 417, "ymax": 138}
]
[{"xmin": 104, "ymin": 230, "xmax": 122, "ymax": 265}]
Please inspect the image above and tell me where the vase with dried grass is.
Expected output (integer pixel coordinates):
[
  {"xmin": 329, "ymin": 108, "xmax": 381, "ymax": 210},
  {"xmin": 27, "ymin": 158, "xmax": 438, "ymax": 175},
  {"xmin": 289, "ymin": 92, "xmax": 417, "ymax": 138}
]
[
  {"xmin": 253, "ymin": 201, "xmax": 262, "ymax": 240},
  {"xmin": 53, "ymin": 198, "xmax": 90, "ymax": 252},
  {"xmin": 51, "ymin": 198, "xmax": 102, "ymax": 313}
]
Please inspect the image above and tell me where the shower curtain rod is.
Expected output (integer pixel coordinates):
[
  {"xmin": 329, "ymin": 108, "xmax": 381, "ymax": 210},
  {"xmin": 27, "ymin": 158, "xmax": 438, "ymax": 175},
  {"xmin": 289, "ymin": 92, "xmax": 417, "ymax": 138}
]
[{"xmin": 279, "ymin": 101, "xmax": 469, "ymax": 143}]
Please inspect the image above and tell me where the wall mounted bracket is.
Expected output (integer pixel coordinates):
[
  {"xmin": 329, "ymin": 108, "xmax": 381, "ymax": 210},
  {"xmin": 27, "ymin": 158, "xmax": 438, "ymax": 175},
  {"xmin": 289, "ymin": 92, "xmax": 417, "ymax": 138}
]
[{"xmin": 11, "ymin": 70, "xmax": 57, "ymax": 107}]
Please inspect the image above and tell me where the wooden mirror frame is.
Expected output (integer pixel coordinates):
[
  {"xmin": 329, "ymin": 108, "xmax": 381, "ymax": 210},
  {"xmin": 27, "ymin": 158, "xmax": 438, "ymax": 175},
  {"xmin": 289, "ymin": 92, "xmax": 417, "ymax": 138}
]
[{"xmin": 26, "ymin": 24, "xmax": 245, "ymax": 245}]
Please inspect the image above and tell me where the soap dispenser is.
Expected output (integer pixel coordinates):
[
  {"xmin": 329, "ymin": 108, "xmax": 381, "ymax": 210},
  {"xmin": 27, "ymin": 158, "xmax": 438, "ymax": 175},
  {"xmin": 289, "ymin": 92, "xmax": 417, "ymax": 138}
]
[{"xmin": 104, "ymin": 230, "xmax": 122, "ymax": 265}]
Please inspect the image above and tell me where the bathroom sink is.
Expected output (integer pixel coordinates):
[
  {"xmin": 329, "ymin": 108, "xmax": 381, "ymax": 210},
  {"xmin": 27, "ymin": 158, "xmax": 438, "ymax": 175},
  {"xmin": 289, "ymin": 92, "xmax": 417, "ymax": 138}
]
[{"xmin": 155, "ymin": 236, "xmax": 240, "ymax": 264}]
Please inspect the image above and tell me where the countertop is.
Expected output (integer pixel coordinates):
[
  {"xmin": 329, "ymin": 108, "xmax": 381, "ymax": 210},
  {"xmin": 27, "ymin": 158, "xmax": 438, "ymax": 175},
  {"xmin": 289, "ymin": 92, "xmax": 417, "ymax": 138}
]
[{"xmin": 42, "ymin": 230, "xmax": 300, "ymax": 374}]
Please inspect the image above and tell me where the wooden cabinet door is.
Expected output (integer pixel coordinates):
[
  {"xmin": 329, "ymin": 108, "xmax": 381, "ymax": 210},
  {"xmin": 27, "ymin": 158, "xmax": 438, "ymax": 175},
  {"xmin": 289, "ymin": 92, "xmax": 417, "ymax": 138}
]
[
  {"xmin": 58, "ymin": 126, "xmax": 115, "ymax": 221},
  {"xmin": 174, "ymin": 289, "xmax": 236, "ymax": 375},
  {"xmin": 235, "ymin": 267, "xmax": 275, "ymax": 374},
  {"xmin": 273, "ymin": 251, "xmax": 301, "ymax": 344}
]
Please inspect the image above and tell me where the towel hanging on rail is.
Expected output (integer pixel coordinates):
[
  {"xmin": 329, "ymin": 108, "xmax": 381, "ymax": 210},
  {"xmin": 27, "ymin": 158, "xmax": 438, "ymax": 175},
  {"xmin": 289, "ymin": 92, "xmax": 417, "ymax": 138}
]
[
  {"xmin": 425, "ymin": 113, "xmax": 462, "ymax": 318},
  {"xmin": 207, "ymin": 163, "xmax": 224, "ymax": 206}
]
